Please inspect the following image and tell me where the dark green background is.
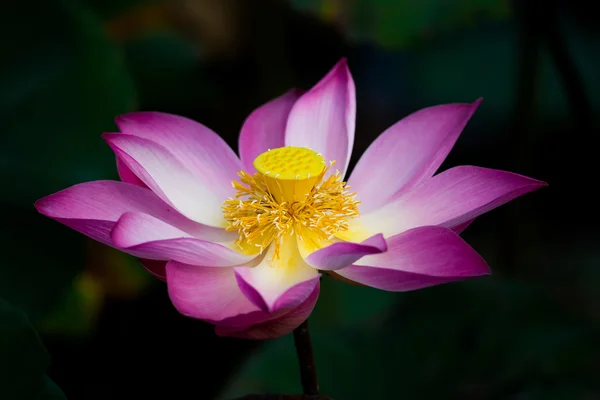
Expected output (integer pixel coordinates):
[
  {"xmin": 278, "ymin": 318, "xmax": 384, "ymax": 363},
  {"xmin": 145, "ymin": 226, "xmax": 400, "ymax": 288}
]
[{"xmin": 1, "ymin": 0, "xmax": 597, "ymax": 399}]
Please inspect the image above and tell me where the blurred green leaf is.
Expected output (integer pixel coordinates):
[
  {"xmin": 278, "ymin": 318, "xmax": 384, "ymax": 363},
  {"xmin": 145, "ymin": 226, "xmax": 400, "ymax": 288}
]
[
  {"xmin": 0, "ymin": 298, "xmax": 66, "ymax": 400},
  {"xmin": 42, "ymin": 247, "xmax": 152, "ymax": 336},
  {"xmin": 0, "ymin": 208, "xmax": 85, "ymax": 325},
  {"xmin": 124, "ymin": 31, "xmax": 209, "ymax": 109},
  {"xmin": 310, "ymin": 275, "xmax": 397, "ymax": 329},
  {"xmin": 41, "ymin": 272, "xmax": 103, "ymax": 337},
  {"xmin": 84, "ymin": 0, "xmax": 159, "ymax": 19},
  {"xmin": 291, "ymin": 0, "xmax": 509, "ymax": 49},
  {"xmin": 0, "ymin": 1, "xmax": 135, "ymax": 323},
  {"xmin": 394, "ymin": 20, "xmax": 600, "ymax": 145},
  {"xmin": 0, "ymin": 1, "xmax": 136, "ymax": 206},
  {"xmin": 37, "ymin": 377, "xmax": 68, "ymax": 400},
  {"xmin": 221, "ymin": 279, "xmax": 599, "ymax": 400}
]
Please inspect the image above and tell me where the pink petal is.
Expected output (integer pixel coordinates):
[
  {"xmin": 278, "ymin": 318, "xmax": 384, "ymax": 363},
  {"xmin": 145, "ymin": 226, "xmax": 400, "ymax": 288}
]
[
  {"xmin": 233, "ymin": 235, "xmax": 320, "ymax": 312},
  {"xmin": 166, "ymin": 258, "xmax": 320, "ymax": 340},
  {"xmin": 111, "ymin": 212, "xmax": 194, "ymax": 245},
  {"xmin": 360, "ymin": 166, "xmax": 547, "ymax": 238},
  {"xmin": 115, "ymin": 112, "xmax": 241, "ymax": 200},
  {"xmin": 103, "ymin": 133, "xmax": 224, "ymax": 227},
  {"xmin": 116, "ymin": 156, "xmax": 146, "ymax": 187},
  {"xmin": 336, "ymin": 226, "xmax": 490, "ymax": 291},
  {"xmin": 106, "ymin": 130, "xmax": 147, "ymax": 188},
  {"xmin": 235, "ymin": 270, "xmax": 320, "ymax": 313},
  {"xmin": 165, "ymin": 261, "xmax": 258, "ymax": 323},
  {"xmin": 35, "ymin": 180, "xmax": 209, "ymax": 246},
  {"xmin": 123, "ymin": 239, "xmax": 251, "ymax": 266},
  {"xmin": 214, "ymin": 282, "xmax": 320, "ymax": 340},
  {"xmin": 239, "ymin": 89, "xmax": 303, "ymax": 174},
  {"xmin": 285, "ymin": 58, "xmax": 356, "ymax": 177},
  {"xmin": 348, "ymin": 100, "xmax": 482, "ymax": 213},
  {"xmin": 452, "ymin": 219, "xmax": 475, "ymax": 234},
  {"xmin": 112, "ymin": 211, "xmax": 231, "ymax": 244},
  {"xmin": 305, "ymin": 233, "xmax": 387, "ymax": 270},
  {"xmin": 112, "ymin": 212, "xmax": 252, "ymax": 266}
]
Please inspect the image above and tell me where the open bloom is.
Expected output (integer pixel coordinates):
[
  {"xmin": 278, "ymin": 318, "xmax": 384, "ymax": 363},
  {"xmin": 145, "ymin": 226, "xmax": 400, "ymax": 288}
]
[{"xmin": 36, "ymin": 59, "xmax": 545, "ymax": 339}]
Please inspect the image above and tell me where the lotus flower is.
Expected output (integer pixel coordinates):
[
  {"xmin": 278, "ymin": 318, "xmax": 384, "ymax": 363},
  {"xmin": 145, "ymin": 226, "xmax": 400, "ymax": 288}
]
[{"xmin": 35, "ymin": 59, "xmax": 545, "ymax": 339}]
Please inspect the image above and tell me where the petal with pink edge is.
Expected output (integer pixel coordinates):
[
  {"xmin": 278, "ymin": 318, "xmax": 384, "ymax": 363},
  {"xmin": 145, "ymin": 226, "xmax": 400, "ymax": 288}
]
[
  {"xmin": 358, "ymin": 166, "xmax": 547, "ymax": 238},
  {"xmin": 34, "ymin": 180, "xmax": 212, "ymax": 246},
  {"xmin": 239, "ymin": 89, "xmax": 303, "ymax": 173},
  {"xmin": 348, "ymin": 100, "xmax": 482, "ymax": 213},
  {"xmin": 116, "ymin": 156, "xmax": 146, "ymax": 187},
  {"xmin": 233, "ymin": 235, "xmax": 320, "ymax": 312},
  {"xmin": 105, "ymin": 131, "xmax": 147, "ymax": 188},
  {"xmin": 111, "ymin": 212, "xmax": 193, "ymax": 246},
  {"xmin": 215, "ymin": 282, "xmax": 320, "ymax": 340},
  {"xmin": 235, "ymin": 270, "xmax": 320, "ymax": 313},
  {"xmin": 166, "ymin": 261, "xmax": 258, "ymax": 323},
  {"xmin": 115, "ymin": 112, "xmax": 241, "ymax": 200},
  {"xmin": 103, "ymin": 133, "xmax": 224, "ymax": 227},
  {"xmin": 112, "ymin": 212, "xmax": 232, "ymax": 245},
  {"xmin": 452, "ymin": 219, "xmax": 475, "ymax": 234},
  {"xmin": 305, "ymin": 233, "xmax": 387, "ymax": 270},
  {"xmin": 285, "ymin": 58, "xmax": 356, "ymax": 177},
  {"xmin": 112, "ymin": 212, "xmax": 253, "ymax": 266},
  {"xmin": 335, "ymin": 226, "xmax": 490, "ymax": 291}
]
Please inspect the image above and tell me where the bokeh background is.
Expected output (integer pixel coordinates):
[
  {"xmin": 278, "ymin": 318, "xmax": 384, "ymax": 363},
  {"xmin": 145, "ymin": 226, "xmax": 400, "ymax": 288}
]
[{"xmin": 1, "ymin": 0, "xmax": 598, "ymax": 399}]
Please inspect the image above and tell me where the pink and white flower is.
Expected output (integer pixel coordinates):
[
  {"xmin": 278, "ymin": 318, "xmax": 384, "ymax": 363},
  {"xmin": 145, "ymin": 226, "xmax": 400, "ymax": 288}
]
[{"xmin": 35, "ymin": 59, "xmax": 546, "ymax": 339}]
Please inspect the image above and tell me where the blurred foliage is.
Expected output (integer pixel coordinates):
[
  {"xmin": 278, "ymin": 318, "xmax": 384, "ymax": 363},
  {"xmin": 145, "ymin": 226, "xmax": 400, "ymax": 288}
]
[
  {"xmin": 42, "ymin": 244, "xmax": 151, "ymax": 336},
  {"xmin": 410, "ymin": 19, "xmax": 600, "ymax": 126},
  {"xmin": 221, "ymin": 278, "xmax": 599, "ymax": 399},
  {"xmin": 310, "ymin": 274, "xmax": 397, "ymax": 329},
  {"xmin": 85, "ymin": 0, "xmax": 159, "ymax": 19},
  {"xmin": 0, "ymin": 0, "xmax": 599, "ymax": 399},
  {"xmin": 349, "ymin": 20, "xmax": 600, "ymax": 159},
  {"xmin": 0, "ymin": 209, "xmax": 85, "ymax": 325},
  {"xmin": 0, "ymin": 298, "xmax": 66, "ymax": 400},
  {"xmin": 291, "ymin": 0, "xmax": 509, "ymax": 48},
  {"xmin": 123, "ymin": 31, "xmax": 212, "ymax": 109},
  {"xmin": 0, "ymin": 1, "xmax": 136, "ymax": 206}
]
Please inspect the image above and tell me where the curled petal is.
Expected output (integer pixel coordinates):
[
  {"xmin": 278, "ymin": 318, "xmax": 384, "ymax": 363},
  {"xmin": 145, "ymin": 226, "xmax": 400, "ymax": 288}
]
[
  {"xmin": 348, "ymin": 100, "xmax": 482, "ymax": 212},
  {"xmin": 116, "ymin": 112, "xmax": 241, "ymax": 200},
  {"xmin": 305, "ymin": 234, "xmax": 387, "ymax": 270},
  {"xmin": 112, "ymin": 212, "xmax": 253, "ymax": 266},
  {"xmin": 112, "ymin": 212, "xmax": 231, "ymax": 245},
  {"xmin": 103, "ymin": 133, "xmax": 224, "ymax": 227},
  {"xmin": 215, "ymin": 282, "xmax": 320, "ymax": 340},
  {"xmin": 116, "ymin": 156, "xmax": 146, "ymax": 187},
  {"xmin": 335, "ymin": 226, "xmax": 490, "ymax": 291},
  {"xmin": 233, "ymin": 235, "xmax": 320, "ymax": 312},
  {"xmin": 166, "ymin": 262, "xmax": 257, "ymax": 323},
  {"xmin": 121, "ymin": 238, "xmax": 251, "ymax": 267},
  {"xmin": 34, "ymin": 180, "xmax": 209, "ymax": 246},
  {"xmin": 285, "ymin": 58, "xmax": 356, "ymax": 177},
  {"xmin": 107, "ymin": 130, "xmax": 147, "ymax": 188},
  {"xmin": 359, "ymin": 166, "xmax": 547, "ymax": 238},
  {"xmin": 235, "ymin": 271, "xmax": 320, "ymax": 313},
  {"xmin": 166, "ymin": 261, "xmax": 320, "ymax": 340},
  {"xmin": 239, "ymin": 89, "xmax": 303, "ymax": 173}
]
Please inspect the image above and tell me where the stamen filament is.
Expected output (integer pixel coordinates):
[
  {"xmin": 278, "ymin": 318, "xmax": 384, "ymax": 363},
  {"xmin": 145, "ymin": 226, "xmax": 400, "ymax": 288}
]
[{"xmin": 222, "ymin": 147, "xmax": 360, "ymax": 259}]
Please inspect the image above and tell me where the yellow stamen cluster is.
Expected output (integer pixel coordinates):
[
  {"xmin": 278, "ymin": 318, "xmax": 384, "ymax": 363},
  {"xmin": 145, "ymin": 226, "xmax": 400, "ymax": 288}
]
[{"xmin": 222, "ymin": 147, "xmax": 360, "ymax": 259}]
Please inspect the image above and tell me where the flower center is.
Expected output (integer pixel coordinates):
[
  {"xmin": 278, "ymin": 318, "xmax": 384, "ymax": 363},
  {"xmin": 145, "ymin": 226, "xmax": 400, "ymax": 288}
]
[
  {"xmin": 254, "ymin": 146, "xmax": 326, "ymax": 203},
  {"xmin": 222, "ymin": 146, "xmax": 360, "ymax": 258}
]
